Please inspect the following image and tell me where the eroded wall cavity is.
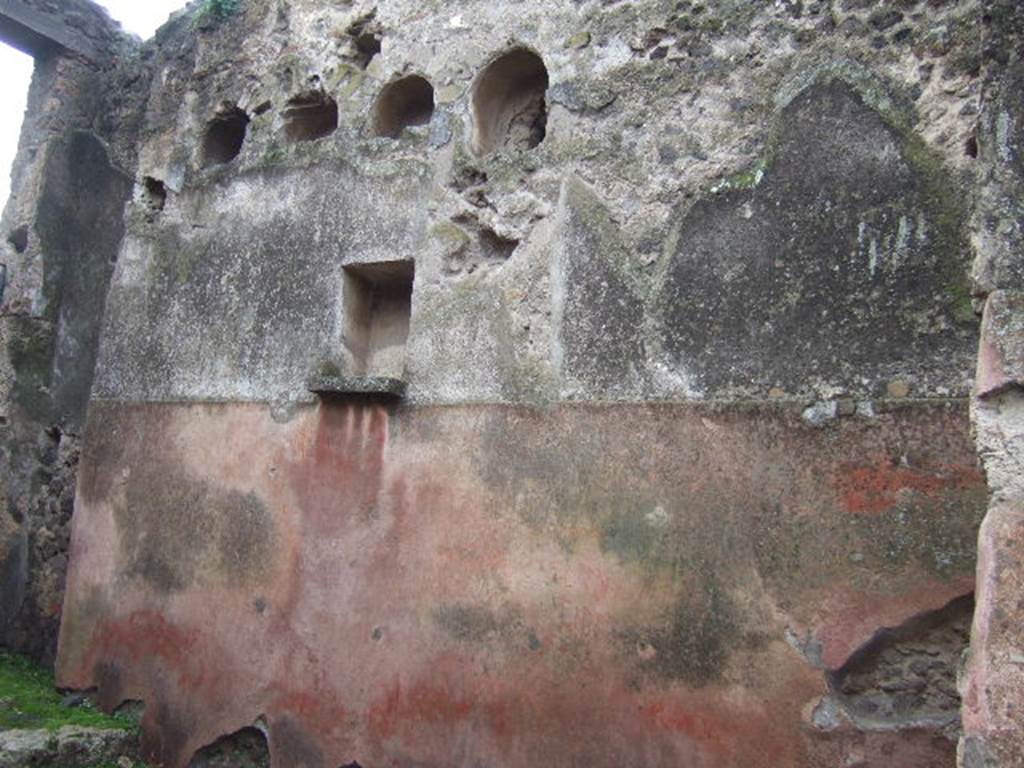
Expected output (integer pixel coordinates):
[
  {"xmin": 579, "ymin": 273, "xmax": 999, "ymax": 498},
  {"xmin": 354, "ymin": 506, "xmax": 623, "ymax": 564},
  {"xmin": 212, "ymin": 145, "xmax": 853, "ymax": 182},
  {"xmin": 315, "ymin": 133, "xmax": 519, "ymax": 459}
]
[{"xmin": 0, "ymin": 0, "xmax": 1020, "ymax": 766}]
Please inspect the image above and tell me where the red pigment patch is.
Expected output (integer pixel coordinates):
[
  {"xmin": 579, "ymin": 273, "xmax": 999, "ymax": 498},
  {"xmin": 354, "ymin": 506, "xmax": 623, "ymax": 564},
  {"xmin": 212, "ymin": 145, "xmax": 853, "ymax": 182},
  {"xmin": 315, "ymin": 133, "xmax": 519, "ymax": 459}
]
[
  {"xmin": 368, "ymin": 678, "xmax": 476, "ymax": 741},
  {"xmin": 90, "ymin": 610, "xmax": 234, "ymax": 709},
  {"xmin": 91, "ymin": 614, "xmax": 234, "ymax": 704},
  {"xmin": 96, "ymin": 611, "xmax": 198, "ymax": 668},
  {"xmin": 640, "ymin": 700, "xmax": 725, "ymax": 748},
  {"xmin": 642, "ymin": 698, "xmax": 791, "ymax": 765},
  {"xmin": 285, "ymin": 403, "xmax": 388, "ymax": 534},
  {"xmin": 271, "ymin": 687, "xmax": 348, "ymax": 735},
  {"xmin": 834, "ymin": 459, "xmax": 983, "ymax": 514}
]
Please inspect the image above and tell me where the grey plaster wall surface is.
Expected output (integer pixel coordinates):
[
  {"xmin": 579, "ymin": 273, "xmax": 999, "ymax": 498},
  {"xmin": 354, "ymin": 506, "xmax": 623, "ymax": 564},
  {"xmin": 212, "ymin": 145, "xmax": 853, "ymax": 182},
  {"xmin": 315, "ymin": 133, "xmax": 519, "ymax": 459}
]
[
  {"xmin": 93, "ymin": 0, "xmax": 985, "ymax": 406},
  {"xmin": 94, "ymin": 164, "xmax": 432, "ymax": 403}
]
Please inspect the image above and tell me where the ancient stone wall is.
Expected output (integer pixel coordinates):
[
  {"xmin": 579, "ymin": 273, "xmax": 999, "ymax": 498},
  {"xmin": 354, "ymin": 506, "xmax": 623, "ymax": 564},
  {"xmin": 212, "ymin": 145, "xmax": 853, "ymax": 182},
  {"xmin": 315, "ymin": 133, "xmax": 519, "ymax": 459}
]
[
  {"xmin": 959, "ymin": 1, "xmax": 1024, "ymax": 765},
  {"xmin": 0, "ymin": 0, "xmax": 1021, "ymax": 766},
  {"xmin": 0, "ymin": 0, "xmax": 147, "ymax": 661}
]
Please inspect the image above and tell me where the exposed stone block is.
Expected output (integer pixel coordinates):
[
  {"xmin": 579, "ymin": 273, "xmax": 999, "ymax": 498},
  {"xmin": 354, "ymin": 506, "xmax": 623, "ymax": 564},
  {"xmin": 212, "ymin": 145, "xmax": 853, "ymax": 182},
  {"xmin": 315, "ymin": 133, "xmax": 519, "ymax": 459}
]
[
  {"xmin": 959, "ymin": 500, "xmax": 1024, "ymax": 767},
  {"xmin": 0, "ymin": 725, "xmax": 137, "ymax": 768},
  {"xmin": 0, "ymin": 0, "xmax": 104, "ymax": 59},
  {"xmin": 976, "ymin": 291, "xmax": 1024, "ymax": 398}
]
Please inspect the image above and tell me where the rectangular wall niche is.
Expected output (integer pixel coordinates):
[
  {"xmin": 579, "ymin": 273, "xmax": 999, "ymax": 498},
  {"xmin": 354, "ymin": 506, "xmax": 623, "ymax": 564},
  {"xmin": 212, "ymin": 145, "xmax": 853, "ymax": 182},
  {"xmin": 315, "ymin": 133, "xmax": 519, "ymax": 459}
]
[{"xmin": 342, "ymin": 260, "xmax": 414, "ymax": 379}]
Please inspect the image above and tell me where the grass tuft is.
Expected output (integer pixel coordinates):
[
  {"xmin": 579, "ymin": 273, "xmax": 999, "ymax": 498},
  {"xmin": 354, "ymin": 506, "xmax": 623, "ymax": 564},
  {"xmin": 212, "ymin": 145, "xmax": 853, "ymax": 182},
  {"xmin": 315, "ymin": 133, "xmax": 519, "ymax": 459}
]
[{"xmin": 0, "ymin": 652, "xmax": 137, "ymax": 733}]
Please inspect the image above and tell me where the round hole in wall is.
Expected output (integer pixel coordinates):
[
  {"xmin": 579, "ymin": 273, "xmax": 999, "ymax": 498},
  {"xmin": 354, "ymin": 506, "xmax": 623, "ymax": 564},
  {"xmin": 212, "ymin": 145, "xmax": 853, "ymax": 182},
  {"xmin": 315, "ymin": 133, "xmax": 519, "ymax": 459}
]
[
  {"xmin": 283, "ymin": 91, "xmax": 339, "ymax": 143},
  {"xmin": 471, "ymin": 48, "xmax": 549, "ymax": 156},
  {"xmin": 372, "ymin": 75, "xmax": 435, "ymax": 139},
  {"xmin": 7, "ymin": 225, "xmax": 28, "ymax": 254},
  {"xmin": 354, "ymin": 32, "xmax": 381, "ymax": 69},
  {"xmin": 201, "ymin": 105, "xmax": 250, "ymax": 167},
  {"xmin": 141, "ymin": 176, "xmax": 167, "ymax": 214}
]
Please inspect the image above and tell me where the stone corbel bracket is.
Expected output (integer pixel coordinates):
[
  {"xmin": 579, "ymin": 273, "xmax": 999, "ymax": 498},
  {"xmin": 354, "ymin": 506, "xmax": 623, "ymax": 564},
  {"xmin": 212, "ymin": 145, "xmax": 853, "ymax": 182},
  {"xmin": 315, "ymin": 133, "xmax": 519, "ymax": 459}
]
[{"xmin": 0, "ymin": 0, "xmax": 103, "ymax": 60}]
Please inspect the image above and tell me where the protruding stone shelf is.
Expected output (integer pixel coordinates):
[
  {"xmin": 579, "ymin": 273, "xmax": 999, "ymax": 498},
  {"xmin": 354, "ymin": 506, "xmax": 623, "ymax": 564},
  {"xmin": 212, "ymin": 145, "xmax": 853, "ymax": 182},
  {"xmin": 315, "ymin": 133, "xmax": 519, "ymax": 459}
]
[{"xmin": 307, "ymin": 375, "xmax": 407, "ymax": 400}]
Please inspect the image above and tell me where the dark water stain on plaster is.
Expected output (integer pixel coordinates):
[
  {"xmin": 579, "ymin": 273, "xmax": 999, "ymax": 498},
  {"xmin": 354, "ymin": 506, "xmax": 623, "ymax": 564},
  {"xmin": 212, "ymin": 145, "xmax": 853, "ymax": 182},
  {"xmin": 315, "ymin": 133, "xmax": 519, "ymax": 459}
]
[
  {"xmin": 31, "ymin": 131, "xmax": 133, "ymax": 431},
  {"xmin": 750, "ymin": 477, "xmax": 987, "ymax": 589},
  {"xmin": 140, "ymin": 698, "xmax": 194, "ymax": 768},
  {"xmin": 77, "ymin": 406, "xmax": 177, "ymax": 504},
  {"xmin": 555, "ymin": 178, "xmax": 649, "ymax": 397},
  {"xmin": 619, "ymin": 574, "xmax": 747, "ymax": 687},
  {"xmin": 268, "ymin": 714, "xmax": 326, "ymax": 768},
  {"xmin": 469, "ymin": 402, "xmax": 985, "ymax": 686},
  {"xmin": 654, "ymin": 79, "xmax": 977, "ymax": 396},
  {"xmin": 114, "ymin": 464, "xmax": 275, "ymax": 594},
  {"xmin": 435, "ymin": 602, "xmax": 505, "ymax": 642},
  {"xmin": 476, "ymin": 404, "xmax": 984, "ymax": 587},
  {"xmin": 76, "ymin": 403, "xmax": 277, "ymax": 596},
  {"xmin": 434, "ymin": 602, "xmax": 539, "ymax": 651}
]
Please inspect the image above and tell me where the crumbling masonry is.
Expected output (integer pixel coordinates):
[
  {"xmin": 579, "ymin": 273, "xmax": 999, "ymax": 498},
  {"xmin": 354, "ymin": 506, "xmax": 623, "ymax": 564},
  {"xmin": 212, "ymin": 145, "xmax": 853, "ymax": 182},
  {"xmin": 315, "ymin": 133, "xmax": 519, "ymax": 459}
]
[{"xmin": 0, "ymin": 0, "xmax": 1022, "ymax": 766}]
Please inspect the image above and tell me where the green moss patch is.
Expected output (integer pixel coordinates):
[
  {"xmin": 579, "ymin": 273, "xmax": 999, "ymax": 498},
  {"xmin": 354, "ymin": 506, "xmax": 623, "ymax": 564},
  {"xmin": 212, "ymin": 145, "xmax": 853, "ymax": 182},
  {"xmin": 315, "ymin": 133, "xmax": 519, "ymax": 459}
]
[
  {"xmin": 0, "ymin": 652, "xmax": 137, "ymax": 733},
  {"xmin": 196, "ymin": 0, "xmax": 240, "ymax": 24}
]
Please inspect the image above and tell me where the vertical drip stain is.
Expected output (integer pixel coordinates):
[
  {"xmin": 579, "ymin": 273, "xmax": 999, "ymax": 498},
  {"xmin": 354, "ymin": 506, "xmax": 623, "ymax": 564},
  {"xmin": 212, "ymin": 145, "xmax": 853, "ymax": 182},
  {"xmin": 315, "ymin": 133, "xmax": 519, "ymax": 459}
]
[
  {"xmin": 292, "ymin": 401, "xmax": 393, "ymax": 532},
  {"xmin": 343, "ymin": 404, "xmax": 355, "ymax": 447},
  {"xmin": 358, "ymin": 406, "xmax": 369, "ymax": 453}
]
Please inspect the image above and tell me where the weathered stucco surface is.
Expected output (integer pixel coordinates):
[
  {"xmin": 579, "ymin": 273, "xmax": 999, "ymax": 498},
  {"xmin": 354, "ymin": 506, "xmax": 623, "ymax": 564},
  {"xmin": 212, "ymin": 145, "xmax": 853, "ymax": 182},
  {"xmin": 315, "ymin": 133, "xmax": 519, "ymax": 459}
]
[
  {"xmin": 91, "ymin": 0, "xmax": 984, "ymax": 406},
  {"xmin": 59, "ymin": 400, "xmax": 983, "ymax": 768},
  {"xmin": 0, "ymin": 0, "xmax": 1020, "ymax": 765}
]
